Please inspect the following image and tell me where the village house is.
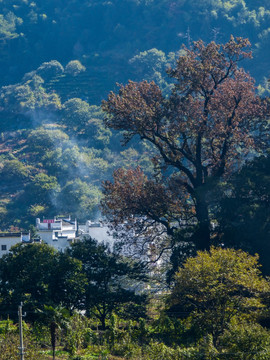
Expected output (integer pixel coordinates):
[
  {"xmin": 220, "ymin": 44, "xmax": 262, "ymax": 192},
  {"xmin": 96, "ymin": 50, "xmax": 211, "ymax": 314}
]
[
  {"xmin": 36, "ymin": 216, "xmax": 113, "ymax": 250},
  {"xmin": 0, "ymin": 216, "xmax": 165, "ymax": 262},
  {"xmin": 0, "ymin": 216, "xmax": 114, "ymax": 257},
  {"xmin": 36, "ymin": 216, "xmax": 77, "ymax": 251},
  {"xmin": 0, "ymin": 232, "xmax": 31, "ymax": 257},
  {"xmin": 78, "ymin": 220, "xmax": 113, "ymax": 245}
]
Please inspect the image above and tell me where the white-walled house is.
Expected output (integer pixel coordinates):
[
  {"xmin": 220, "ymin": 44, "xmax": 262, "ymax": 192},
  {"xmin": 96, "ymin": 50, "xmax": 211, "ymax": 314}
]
[
  {"xmin": 36, "ymin": 217, "xmax": 114, "ymax": 251},
  {"xmin": 0, "ymin": 217, "xmax": 115, "ymax": 257},
  {"xmin": 36, "ymin": 216, "xmax": 77, "ymax": 251},
  {"xmin": 78, "ymin": 220, "xmax": 114, "ymax": 245},
  {"xmin": 0, "ymin": 232, "xmax": 31, "ymax": 257}
]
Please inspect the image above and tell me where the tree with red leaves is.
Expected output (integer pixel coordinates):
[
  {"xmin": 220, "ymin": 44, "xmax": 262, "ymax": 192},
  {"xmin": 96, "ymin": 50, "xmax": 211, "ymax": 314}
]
[{"xmin": 102, "ymin": 36, "xmax": 266, "ymax": 254}]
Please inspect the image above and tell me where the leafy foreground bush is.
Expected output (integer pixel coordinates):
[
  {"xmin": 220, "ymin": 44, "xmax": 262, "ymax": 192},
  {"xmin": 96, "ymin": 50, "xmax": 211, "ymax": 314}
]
[
  {"xmin": 1, "ymin": 318, "xmax": 270, "ymax": 360},
  {"xmin": 0, "ymin": 322, "xmax": 40, "ymax": 360}
]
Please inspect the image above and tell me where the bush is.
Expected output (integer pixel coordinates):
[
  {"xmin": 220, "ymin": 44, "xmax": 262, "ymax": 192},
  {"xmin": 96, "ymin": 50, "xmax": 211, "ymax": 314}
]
[
  {"xmin": 27, "ymin": 128, "xmax": 69, "ymax": 153},
  {"xmin": 219, "ymin": 322, "xmax": 270, "ymax": 359},
  {"xmin": 0, "ymin": 331, "xmax": 40, "ymax": 360},
  {"xmin": 36, "ymin": 60, "xmax": 64, "ymax": 80},
  {"xmin": 144, "ymin": 341, "xmax": 200, "ymax": 360},
  {"xmin": 0, "ymin": 159, "xmax": 30, "ymax": 182},
  {"xmin": 65, "ymin": 60, "xmax": 86, "ymax": 76}
]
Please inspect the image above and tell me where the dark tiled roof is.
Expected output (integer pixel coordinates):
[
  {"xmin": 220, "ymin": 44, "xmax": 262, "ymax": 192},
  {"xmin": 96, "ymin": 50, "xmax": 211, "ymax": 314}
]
[
  {"xmin": 62, "ymin": 220, "xmax": 76, "ymax": 226},
  {"xmin": 0, "ymin": 232, "xmax": 22, "ymax": 237}
]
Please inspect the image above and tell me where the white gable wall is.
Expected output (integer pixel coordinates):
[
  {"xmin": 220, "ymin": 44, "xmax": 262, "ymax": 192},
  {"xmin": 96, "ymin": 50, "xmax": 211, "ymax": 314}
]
[{"xmin": 0, "ymin": 233, "xmax": 30, "ymax": 257}]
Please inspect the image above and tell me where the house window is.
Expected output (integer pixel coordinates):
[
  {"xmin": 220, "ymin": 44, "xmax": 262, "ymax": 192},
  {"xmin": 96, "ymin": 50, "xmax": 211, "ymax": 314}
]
[{"xmin": 1, "ymin": 245, "xmax": 7, "ymax": 251}]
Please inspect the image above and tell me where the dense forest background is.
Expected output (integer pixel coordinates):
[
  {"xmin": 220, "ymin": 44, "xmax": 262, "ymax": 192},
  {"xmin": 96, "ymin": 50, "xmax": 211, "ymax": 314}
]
[
  {"xmin": 1, "ymin": 0, "xmax": 270, "ymax": 89},
  {"xmin": 0, "ymin": 0, "xmax": 269, "ymax": 229}
]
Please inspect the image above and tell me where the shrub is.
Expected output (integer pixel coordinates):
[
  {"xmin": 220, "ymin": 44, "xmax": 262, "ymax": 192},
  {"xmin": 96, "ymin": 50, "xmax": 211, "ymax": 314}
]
[
  {"xmin": 65, "ymin": 60, "xmax": 86, "ymax": 76},
  {"xmin": 0, "ymin": 159, "xmax": 29, "ymax": 182},
  {"xmin": 36, "ymin": 60, "xmax": 64, "ymax": 80}
]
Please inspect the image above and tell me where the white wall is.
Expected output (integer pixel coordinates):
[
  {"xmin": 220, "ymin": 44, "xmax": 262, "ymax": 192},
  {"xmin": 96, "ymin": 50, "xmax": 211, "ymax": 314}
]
[
  {"xmin": 78, "ymin": 222, "xmax": 114, "ymax": 247},
  {"xmin": 0, "ymin": 236, "xmax": 21, "ymax": 257}
]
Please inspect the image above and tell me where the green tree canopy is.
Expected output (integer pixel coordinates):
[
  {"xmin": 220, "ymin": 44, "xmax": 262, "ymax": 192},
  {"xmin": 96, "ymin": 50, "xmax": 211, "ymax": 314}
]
[
  {"xmin": 36, "ymin": 60, "xmax": 64, "ymax": 80},
  {"xmin": 68, "ymin": 237, "xmax": 148, "ymax": 329},
  {"xmin": 0, "ymin": 159, "xmax": 30, "ymax": 183},
  {"xmin": 168, "ymin": 247, "xmax": 270, "ymax": 344},
  {"xmin": 58, "ymin": 179, "xmax": 102, "ymax": 220},
  {"xmin": 65, "ymin": 60, "xmax": 86, "ymax": 76},
  {"xmin": 218, "ymin": 153, "xmax": 270, "ymax": 274},
  {"xmin": 27, "ymin": 128, "xmax": 69, "ymax": 154},
  {"xmin": 27, "ymin": 173, "xmax": 60, "ymax": 204},
  {"xmin": 0, "ymin": 12, "xmax": 22, "ymax": 40},
  {"xmin": 0, "ymin": 243, "xmax": 86, "ymax": 317},
  {"xmin": 61, "ymin": 98, "xmax": 91, "ymax": 131}
]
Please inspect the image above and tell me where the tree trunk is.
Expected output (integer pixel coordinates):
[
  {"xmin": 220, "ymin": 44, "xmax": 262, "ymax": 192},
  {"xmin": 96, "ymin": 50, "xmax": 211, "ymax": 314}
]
[
  {"xmin": 50, "ymin": 322, "xmax": 57, "ymax": 360},
  {"xmin": 194, "ymin": 198, "xmax": 211, "ymax": 250},
  {"xmin": 100, "ymin": 313, "xmax": 106, "ymax": 331}
]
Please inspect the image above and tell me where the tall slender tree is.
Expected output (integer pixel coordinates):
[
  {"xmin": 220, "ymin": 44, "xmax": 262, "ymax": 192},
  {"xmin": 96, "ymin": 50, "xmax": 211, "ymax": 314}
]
[{"xmin": 37, "ymin": 305, "xmax": 70, "ymax": 360}]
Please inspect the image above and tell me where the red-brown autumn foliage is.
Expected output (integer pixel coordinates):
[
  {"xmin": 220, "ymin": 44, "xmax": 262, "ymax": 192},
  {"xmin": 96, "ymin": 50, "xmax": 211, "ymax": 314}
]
[{"xmin": 102, "ymin": 36, "xmax": 267, "ymax": 251}]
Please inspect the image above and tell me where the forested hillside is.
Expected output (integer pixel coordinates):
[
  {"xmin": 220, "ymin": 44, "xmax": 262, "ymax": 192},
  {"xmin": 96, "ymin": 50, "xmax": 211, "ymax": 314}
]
[
  {"xmin": 0, "ymin": 0, "xmax": 269, "ymax": 230},
  {"xmin": 1, "ymin": 0, "xmax": 270, "ymax": 90},
  {"xmin": 0, "ymin": 0, "xmax": 270, "ymax": 219}
]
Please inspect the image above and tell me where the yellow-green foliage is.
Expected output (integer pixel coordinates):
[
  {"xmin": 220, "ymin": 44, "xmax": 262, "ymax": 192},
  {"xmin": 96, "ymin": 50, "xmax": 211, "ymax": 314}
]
[
  {"xmin": 0, "ymin": 319, "xmax": 17, "ymax": 334},
  {"xmin": 170, "ymin": 247, "xmax": 270, "ymax": 341},
  {"xmin": 0, "ymin": 321, "xmax": 40, "ymax": 360}
]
